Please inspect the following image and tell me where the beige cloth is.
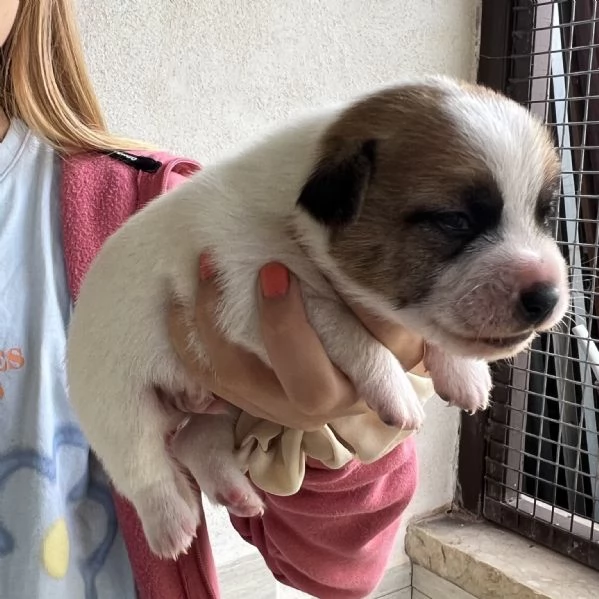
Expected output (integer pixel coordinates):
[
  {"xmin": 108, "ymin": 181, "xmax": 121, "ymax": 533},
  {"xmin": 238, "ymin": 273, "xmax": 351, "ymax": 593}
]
[{"xmin": 234, "ymin": 372, "xmax": 436, "ymax": 496}]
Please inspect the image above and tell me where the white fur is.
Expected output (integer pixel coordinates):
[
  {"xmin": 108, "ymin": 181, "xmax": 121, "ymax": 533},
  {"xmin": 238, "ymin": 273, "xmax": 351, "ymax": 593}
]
[
  {"xmin": 67, "ymin": 104, "xmax": 424, "ymax": 558},
  {"xmin": 66, "ymin": 77, "xmax": 568, "ymax": 558}
]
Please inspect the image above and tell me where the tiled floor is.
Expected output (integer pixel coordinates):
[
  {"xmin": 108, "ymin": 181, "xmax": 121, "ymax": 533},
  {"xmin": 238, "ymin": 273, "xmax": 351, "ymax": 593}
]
[
  {"xmin": 217, "ymin": 555, "xmax": 413, "ymax": 598},
  {"xmin": 412, "ymin": 565, "xmax": 478, "ymax": 599},
  {"xmin": 216, "ymin": 548, "xmax": 476, "ymax": 598}
]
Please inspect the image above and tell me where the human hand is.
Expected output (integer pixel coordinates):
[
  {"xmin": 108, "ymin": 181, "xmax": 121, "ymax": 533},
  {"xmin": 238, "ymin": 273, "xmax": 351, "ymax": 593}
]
[{"xmin": 166, "ymin": 255, "xmax": 425, "ymax": 431}]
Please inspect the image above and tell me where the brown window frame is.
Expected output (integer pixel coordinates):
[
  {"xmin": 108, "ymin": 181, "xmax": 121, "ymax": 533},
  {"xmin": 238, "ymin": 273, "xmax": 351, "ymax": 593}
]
[{"xmin": 455, "ymin": 0, "xmax": 599, "ymax": 571}]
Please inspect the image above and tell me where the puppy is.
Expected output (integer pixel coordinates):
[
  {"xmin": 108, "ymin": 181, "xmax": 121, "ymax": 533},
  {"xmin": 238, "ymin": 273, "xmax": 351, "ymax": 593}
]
[{"xmin": 66, "ymin": 76, "xmax": 569, "ymax": 559}]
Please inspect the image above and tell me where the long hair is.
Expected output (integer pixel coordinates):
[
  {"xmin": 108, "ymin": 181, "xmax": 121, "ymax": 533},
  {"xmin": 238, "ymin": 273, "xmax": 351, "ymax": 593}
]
[{"xmin": 0, "ymin": 0, "xmax": 149, "ymax": 153}]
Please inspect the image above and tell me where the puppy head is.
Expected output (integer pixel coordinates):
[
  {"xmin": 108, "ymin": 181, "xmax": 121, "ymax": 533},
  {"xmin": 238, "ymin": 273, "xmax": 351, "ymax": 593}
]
[{"xmin": 296, "ymin": 77, "xmax": 569, "ymax": 360}]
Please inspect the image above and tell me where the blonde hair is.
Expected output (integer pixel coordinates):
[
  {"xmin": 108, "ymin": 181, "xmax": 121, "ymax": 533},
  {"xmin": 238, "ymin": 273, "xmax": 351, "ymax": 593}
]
[{"xmin": 0, "ymin": 0, "xmax": 150, "ymax": 154}]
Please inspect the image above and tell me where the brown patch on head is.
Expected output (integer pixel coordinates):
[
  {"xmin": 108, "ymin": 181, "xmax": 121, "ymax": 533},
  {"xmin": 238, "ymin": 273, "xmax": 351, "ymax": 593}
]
[
  {"xmin": 296, "ymin": 81, "xmax": 561, "ymax": 308},
  {"xmin": 298, "ymin": 84, "xmax": 497, "ymax": 305}
]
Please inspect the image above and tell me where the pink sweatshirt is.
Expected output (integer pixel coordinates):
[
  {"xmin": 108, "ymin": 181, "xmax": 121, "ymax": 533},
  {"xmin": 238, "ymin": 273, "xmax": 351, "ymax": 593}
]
[{"xmin": 60, "ymin": 151, "xmax": 418, "ymax": 599}]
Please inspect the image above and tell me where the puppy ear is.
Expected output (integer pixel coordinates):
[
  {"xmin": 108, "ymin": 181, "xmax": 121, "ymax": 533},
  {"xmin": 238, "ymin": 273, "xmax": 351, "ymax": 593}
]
[{"xmin": 297, "ymin": 139, "xmax": 377, "ymax": 227}]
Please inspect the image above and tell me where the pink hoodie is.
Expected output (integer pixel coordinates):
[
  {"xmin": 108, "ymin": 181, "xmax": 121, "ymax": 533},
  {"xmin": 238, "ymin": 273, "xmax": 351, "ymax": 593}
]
[{"xmin": 60, "ymin": 151, "xmax": 418, "ymax": 599}]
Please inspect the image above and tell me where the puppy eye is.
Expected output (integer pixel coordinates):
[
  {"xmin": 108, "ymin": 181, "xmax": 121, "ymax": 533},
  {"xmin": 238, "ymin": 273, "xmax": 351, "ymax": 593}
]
[
  {"xmin": 536, "ymin": 185, "xmax": 559, "ymax": 229},
  {"xmin": 539, "ymin": 201, "xmax": 558, "ymax": 228},
  {"xmin": 434, "ymin": 212, "xmax": 472, "ymax": 234}
]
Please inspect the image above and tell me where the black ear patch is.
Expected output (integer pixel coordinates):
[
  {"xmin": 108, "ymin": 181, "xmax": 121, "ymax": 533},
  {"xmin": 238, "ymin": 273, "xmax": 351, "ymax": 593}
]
[{"xmin": 297, "ymin": 139, "xmax": 377, "ymax": 227}]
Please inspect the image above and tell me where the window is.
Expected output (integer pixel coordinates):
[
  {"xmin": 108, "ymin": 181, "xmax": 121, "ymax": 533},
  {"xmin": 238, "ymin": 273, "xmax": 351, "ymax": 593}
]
[{"xmin": 457, "ymin": 0, "xmax": 599, "ymax": 570}]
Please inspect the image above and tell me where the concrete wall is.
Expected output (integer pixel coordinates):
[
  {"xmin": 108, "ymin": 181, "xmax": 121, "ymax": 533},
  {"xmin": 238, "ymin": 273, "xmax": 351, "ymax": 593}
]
[{"xmin": 77, "ymin": 0, "xmax": 481, "ymax": 593}]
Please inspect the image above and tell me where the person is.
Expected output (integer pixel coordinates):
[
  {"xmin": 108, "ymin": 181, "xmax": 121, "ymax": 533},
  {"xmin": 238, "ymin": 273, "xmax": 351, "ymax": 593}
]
[{"xmin": 0, "ymin": 1, "xmax": 430, "ymax": 598}]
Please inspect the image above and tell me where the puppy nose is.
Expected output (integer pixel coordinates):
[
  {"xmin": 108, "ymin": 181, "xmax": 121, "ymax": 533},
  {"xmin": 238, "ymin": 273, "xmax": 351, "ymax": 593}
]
[{"xmin": 519, "ymin": 283, "xmax": 560, "ymax": 325}]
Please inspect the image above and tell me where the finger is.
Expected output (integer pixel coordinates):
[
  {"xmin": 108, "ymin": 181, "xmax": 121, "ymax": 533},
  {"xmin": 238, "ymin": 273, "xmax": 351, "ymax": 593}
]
[
  {"xmin": 166, "ymin": 307, "xmax": 333, "ymax": 427},
  {"xmin": 167, "ymin": 299, "xmax": 282, "ymax": 417},
  {"xmin": 169, "ymin": 256, "xmax": 362, "ymax": 427},
  {"xmin": 191, "ymin": 259, "xmax": 287, "ymax": 402},
  {"xmin": 258, "ymin": 263, "xmax": 356, "ymax": 415},
  {"xmin": 168, "ymin": 260, "xmax": 335, "ymax": 426}
]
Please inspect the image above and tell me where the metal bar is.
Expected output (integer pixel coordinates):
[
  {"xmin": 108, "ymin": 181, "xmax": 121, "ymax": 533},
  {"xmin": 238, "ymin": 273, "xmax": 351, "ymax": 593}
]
[
  {"xmin": 479, "ymin": 0, "xmax": 599, "ymax": 570},
  {"xmin": 472, "ymin": 0, "xmax": 599, "ymax": 569}
]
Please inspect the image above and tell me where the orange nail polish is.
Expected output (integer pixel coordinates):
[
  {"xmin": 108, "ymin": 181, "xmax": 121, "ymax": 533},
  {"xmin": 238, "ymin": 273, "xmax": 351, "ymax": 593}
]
[
  {"xmin": 260, "ymin": 263, "xmax": 290, "ymax": 298},
  {"xmin": 199, "ymin": 253, "xmax": 215, "ymax": 281}
]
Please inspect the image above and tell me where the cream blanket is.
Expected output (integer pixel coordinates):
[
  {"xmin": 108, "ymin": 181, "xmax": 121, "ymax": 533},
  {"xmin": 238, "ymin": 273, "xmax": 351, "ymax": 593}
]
[{"xmin": 235, "ymin": 371, "xmax": 435, "ymax": 495}]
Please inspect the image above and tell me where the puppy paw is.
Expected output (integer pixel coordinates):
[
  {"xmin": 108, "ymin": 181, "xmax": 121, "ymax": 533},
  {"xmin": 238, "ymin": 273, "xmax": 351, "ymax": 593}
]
[
  {"xmin": 214, "ymin": 484, "xmax": 264, "ymax": 518},
  {"xmin": 135, "ymin": 477, "xmax": 201, "ymax": 560},
  {"xmin": 425, "ymin": 345, "xmax": 492, "ymax": 413},
  {"xmin": 201, "ymin": 466, "xmax": 264, "ymax": 518},
  {"xmin": 361, "ymin": 368, "xmax": 425, "ymax": 431}
]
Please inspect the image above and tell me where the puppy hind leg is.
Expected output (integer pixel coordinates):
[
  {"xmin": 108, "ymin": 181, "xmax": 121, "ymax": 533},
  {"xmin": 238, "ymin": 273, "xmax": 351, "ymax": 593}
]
[
  {"xmin": 172, "ymin": 413, "xmax": 264, "ymax": 518},
  {"xmin": 105, "ymin": 387, "xmax": 201, "ymax": 560}
]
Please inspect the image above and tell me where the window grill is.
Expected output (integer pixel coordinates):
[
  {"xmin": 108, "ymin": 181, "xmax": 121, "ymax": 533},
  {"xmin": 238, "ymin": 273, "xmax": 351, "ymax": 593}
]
[{"xmin": 472, "ymin": 0, "xmax": 599, "ymax": 570}]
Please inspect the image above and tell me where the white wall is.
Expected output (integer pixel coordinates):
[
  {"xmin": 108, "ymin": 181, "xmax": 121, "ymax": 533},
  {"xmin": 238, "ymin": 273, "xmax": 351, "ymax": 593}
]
[
  {"xmin": 79, "ymin": 0, "xmax": 480, "ymax": 161},
  {"xmin": 77, "ymin": 0, "xmax": 480, "ymax": 591}
]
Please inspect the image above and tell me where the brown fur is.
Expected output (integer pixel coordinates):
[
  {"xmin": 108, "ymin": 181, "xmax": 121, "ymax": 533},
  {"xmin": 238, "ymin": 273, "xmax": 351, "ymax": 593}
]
[{"xmin": 313, "ymin": 84, "xmax": 561, "ymax": 307}]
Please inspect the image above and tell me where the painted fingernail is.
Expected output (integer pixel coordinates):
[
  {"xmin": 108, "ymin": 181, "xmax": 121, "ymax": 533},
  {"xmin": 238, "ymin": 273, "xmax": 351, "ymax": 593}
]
[
  {"xmin": 260, "ymin": 263, "xmax": 289, "ymax": 298},
  {"xmin": 199, "ymin": 253, "xmax": 215, "ymax": 281}
]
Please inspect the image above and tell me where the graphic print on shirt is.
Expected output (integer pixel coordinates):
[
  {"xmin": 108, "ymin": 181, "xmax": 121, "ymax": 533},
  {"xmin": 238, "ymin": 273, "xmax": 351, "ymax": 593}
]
[
  {"xmin": 0, "ymin": 119, "xmax": 135, "ymax": 598},
  {"xmin": 0, "ymin": 347, "xmax": 25, "ymax": 399},
  {"xmin": 0, "ymin": 424, "xmax": 120, "ymax": 599}
]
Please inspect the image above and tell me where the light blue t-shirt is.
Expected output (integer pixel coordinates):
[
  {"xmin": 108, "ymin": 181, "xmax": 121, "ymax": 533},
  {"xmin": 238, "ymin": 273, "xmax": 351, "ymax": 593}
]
[{"xmin": 0, "ymin": 120, "xmax": 136, "ymax": 599}]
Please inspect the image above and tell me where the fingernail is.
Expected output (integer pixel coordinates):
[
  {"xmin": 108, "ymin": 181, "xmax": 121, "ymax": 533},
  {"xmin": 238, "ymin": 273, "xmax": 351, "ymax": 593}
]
[
  {"xmin": 260, "ymin": 263, "xmax": 289, "ymax": 298},
  {"xmin": 199, "ymin": 253, "xmax": 215, "ymax": 281}
]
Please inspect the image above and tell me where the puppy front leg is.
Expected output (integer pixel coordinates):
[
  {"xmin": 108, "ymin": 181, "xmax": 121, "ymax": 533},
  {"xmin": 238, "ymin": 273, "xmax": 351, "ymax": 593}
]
[
  {"xmin": 305, "ymin": 298, "xmax": 425, "ymax": 430},
  {"xmin": 424, "ymin": 343, "xmax": 492, "ymax": 413}
]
